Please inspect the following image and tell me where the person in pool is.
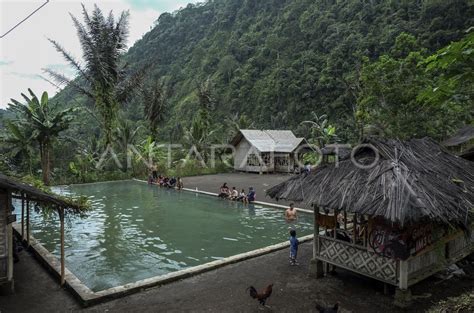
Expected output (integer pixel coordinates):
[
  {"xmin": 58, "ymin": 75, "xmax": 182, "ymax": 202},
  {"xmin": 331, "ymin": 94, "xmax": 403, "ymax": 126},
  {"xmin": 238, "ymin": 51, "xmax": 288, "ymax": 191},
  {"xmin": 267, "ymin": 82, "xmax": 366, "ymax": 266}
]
[{"xmin": 285, "ymin": 203, "xmax": 297, "ymax": 221}]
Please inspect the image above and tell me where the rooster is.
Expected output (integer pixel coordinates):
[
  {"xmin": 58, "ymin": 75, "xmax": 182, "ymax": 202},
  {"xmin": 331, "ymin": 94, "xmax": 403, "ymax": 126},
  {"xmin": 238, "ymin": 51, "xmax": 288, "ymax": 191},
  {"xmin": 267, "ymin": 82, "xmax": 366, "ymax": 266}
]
[{"xmin": 246, "ymin": 283, "xmax": 273, "ymax": 307}]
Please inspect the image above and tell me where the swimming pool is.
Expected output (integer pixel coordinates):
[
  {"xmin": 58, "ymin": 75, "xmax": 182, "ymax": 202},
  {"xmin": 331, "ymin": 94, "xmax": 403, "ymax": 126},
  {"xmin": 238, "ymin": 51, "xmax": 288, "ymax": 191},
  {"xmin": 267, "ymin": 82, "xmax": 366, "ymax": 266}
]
[{"xmin": 15, "ymin": 180, "xmax": 313, "ymax": 291}]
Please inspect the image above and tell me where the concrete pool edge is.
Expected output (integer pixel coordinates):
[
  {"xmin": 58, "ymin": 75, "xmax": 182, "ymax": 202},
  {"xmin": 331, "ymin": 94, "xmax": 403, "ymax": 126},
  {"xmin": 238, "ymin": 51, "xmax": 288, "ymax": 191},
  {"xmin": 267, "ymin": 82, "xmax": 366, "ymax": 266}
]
[
  {"xmin": 12, "ymin": 223, "xmax": 314, "ymax": 307},
  {"xmin": 132, "ymin": 178, "xmax": 314, "ymax": 214},
  {"xmin": 12, "ymin": 223, "xmax": 96, "ymax": 303}
]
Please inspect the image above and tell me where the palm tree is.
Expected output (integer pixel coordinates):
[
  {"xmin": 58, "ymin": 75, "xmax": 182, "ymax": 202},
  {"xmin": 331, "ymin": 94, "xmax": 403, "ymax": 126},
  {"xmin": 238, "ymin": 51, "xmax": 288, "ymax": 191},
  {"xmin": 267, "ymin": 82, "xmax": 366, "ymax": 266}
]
[
  {"xmin": 113, "ymin": 118, "xmax": 142, "ymax": 172},
  {"xmin": 44, "ymin": 4, "xmax": 141, "ymax": 144},
  {"xmin": 183, "ymin": 79, "xmax": 219, "ymax": 163},
  {"xmin": 8, "ymin": 89, "xmax": 75, "ymax": 185},
  {"xmin": 142, "ymin": 81, "xmax": 167, "ymax": 141},
  {"xmin": 225, "ymin": 112, "xmax": 255, "ymax": 141},
  {"xmin": 183, "ymin": 115, "xmax": 219, "ymax": 164}
]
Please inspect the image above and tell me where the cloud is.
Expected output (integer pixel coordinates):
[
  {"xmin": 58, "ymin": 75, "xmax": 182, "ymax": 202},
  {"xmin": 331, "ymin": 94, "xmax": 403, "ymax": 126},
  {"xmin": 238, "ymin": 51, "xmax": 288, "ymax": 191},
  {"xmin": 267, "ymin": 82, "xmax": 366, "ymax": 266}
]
[
  {"xmin": 44, "ymin": 63, "xmax": 77, "ymax": 77},
  {"xmin": 7, "ymin": 72, "xmax": 42, "ymax": 80},
  {"xmin": 0, "ymin": 0, "xmax": 200, "ymax": 109}
]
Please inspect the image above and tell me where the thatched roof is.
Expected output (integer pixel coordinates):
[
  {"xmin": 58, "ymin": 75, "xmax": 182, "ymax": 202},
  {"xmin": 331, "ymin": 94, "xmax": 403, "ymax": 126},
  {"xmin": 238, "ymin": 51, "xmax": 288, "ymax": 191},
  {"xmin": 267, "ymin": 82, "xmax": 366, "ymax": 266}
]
[
  {"xmin": 442, "ymin": 125, "xmax": 474, "ymax": 147},
  {"xmin": 321, "ymin": 144, "xmax": 352, "ymax": 159},
  {"xmin": 460, "ymin": 146, "xmax": 474, "ymax": 161},
  {"xmin": 267, "ymin": 138, "xmax": 474, "ymax": 227},
  {"xmin": 0, "ymin": 173, "xmax": 86, "ymax": 214}
]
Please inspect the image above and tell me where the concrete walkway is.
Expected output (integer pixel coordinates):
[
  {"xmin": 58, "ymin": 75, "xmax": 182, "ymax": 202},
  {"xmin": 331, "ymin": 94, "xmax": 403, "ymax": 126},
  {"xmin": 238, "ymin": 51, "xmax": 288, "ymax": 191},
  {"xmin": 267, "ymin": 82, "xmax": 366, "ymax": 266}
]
[
  {"xmin": 182, "ymin": 172, "xmax": 295, "ymax": 207},
  {"xmin": 1, "ymin": 242, "xmax": 472, "ymax": 312}
]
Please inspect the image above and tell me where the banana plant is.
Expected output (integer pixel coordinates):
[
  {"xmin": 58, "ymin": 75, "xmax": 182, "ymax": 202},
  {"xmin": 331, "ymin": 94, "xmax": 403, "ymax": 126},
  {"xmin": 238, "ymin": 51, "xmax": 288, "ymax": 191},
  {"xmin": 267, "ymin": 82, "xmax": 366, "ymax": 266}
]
[
  {"xmin": 1, "ymin": 121, "xmax": 36, "ymax": 174},
  {"xmin": 8, "ymin": 89, "xmax": 76, "ymax": 185},
  {"xmin": 300, "ymin": 112, "xmax": 338, "ymax": 147}
]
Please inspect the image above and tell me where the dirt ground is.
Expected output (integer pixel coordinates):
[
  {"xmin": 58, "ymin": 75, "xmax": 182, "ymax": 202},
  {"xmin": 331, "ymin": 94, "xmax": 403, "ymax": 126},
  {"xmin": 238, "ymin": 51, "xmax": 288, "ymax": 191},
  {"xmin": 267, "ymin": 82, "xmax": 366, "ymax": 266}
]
[
  {"xmin": 1, "ymin": 242, "xmax": 473, "ymax": 313},
  {"xmin": 1, "ymin": 173, "xmax": 473, "ymax": 312}
]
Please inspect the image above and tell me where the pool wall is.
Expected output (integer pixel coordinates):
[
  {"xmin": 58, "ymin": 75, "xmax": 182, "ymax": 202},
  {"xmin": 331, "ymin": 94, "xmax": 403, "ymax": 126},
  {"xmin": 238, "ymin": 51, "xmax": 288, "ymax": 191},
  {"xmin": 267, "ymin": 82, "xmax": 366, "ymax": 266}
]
[
  {"xmin": 15, "ymin": 179, "xmax": 314, "ymax": 306},
  {"xmin": 133, "ymin": 178, "xmax": 314, "ymax": 214}
]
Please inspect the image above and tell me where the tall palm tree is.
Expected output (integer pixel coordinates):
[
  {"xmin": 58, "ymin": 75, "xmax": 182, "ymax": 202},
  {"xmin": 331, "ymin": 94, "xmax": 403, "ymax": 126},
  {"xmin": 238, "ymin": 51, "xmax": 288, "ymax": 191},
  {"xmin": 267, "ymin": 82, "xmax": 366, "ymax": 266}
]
[
  {"xmin": 9, "ymin": 89, "xmax": 75, "ymax": 185},
  {"xmin": 114, "ymin": 118, "xmax": 142, "ymax": 172},
  {"xmin": 44, "ymin": 4, "xmax": 141, "ymax": 144},
  {"xmin": 142, "ymin": 81, "xmax": 167, "ymax": 141}
]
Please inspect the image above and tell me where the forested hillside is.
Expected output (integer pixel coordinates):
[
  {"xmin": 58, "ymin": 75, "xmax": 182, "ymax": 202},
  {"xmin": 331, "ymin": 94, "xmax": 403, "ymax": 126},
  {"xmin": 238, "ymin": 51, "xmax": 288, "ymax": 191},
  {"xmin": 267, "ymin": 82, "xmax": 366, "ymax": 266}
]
[
  {"xmin": 2, "ymin": 0, "xmax": 473, "ymax": 183},
  {"xmin": 58, "ymin": 0, "xmax": 472, "ymax": 142},
  {"xmin": 52, "ymin": 0, "xmax": 473, "ymax": 142}
]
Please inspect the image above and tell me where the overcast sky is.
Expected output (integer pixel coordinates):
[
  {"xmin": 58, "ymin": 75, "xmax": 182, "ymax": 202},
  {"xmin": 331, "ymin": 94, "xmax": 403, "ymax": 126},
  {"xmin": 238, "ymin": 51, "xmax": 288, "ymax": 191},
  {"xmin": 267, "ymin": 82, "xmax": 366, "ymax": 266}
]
[{"xmin": 0, "ymin": 0, "xmax": 198, "ymax": 109}]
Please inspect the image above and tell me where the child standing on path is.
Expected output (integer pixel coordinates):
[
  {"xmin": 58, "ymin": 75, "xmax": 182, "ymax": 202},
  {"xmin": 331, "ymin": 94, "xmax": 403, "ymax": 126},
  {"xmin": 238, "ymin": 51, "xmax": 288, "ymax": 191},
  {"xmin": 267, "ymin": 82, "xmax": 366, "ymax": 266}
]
[{"xmin": 289, "ymin": 229, "xmax": 299, "ymax": 265}]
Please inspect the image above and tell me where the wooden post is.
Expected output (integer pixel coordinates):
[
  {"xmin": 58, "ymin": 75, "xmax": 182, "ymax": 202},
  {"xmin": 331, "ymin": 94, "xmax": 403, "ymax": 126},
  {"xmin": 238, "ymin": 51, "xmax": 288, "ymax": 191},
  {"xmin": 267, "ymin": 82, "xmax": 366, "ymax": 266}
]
[
  {"xmin": 343, "ymin": 210, "xmax": 347, "ymax": 230},
  {"xmin": 313, "ymin": 206, "xmax": 318, "ymax": 259},
  {"xmin": 6, "ymin": 192, "xmax": 13, "ymax": 282},
  {"xmin": 353, "ymin": 213, "xmax": 357, "ymax": 244},
  {"xmin": 21, "ymin": 195, "xmax": 25, "ymax": 240},
  {"xmin": 399, "ymin": 260, "xmax": 408, "ymax": 290},
  {"xmin": 309, "ymin": 205, "xmax": 324, "ymax": 278},
  {"xmin": 26, "ymin": 200, "xmax": 30, "ymax": 247},
  {"xmin": 60, "ymin": 208, "xmax": 65, "ymax": 286},
  {"xmin": 333, "ymin": 210, "xmax": 337, "ymax": 239}
]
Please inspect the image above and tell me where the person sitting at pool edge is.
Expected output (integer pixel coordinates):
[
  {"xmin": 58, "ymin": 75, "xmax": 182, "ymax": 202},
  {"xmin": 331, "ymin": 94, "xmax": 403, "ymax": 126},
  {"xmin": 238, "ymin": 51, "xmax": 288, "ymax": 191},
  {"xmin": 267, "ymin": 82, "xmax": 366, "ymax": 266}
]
[
  {"xmin": 238, "ymin": 188, "xmax": 247, "ymax": 202},
  {"xmin": 167, "ymin": 177, "xmax": 177, "ymax": 188},
  {"xmin": 218, "ymin": 183, "xmax": 230, "ymax": 198},
  {"xmin": 230, "ymin": 187, "xmax": 239, "ymax": 200},
  {"xmin": 176, "ymin": 177, "xmax": 184, "ymax": 190},
  {"xmin": 246, "ymin": 187, "xmax": 256, "ymax": 203},
  {"xmin": 285, "ymin": 203, "xmax": 297, "ymax": 221}
]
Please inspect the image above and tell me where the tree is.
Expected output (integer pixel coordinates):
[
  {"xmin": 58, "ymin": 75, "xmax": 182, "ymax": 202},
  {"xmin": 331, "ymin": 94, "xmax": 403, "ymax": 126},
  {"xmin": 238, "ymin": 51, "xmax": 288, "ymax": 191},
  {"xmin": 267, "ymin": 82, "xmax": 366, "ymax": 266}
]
[
  {"xmin": 300, "ymin": 113, "xmax": 337, "ymax": 147},
  {"xmin": 113, "ymin": 118, "xmax": 142, "ymax": 172},
  {"xmin": 0, "ymin": 122, "xmax": 35, "ymax": 174},
  {"xmin": 419, "ymin": 29, "xmax": 474, "ymax": 129},
  {"xmin": 142, "ymin": 81, "xmax": 167, "ymax": 141},
  {"xmin": 357, "ymin": 32, "xmax": 472, "ymax": 140},
  {"xmin": 224, "ymin": 113, "xmax": 255, "ymax": 142},
  {"xmin": 183, "ymin": 79, "xmax": 218, "ymax": 163},
  {"xmin": 44, "ymin": 4, "xmax": 140, "ymax": 144},
  {"xmin": 8, "ymin": 89, "xmax": 75, "ymax": 185}
]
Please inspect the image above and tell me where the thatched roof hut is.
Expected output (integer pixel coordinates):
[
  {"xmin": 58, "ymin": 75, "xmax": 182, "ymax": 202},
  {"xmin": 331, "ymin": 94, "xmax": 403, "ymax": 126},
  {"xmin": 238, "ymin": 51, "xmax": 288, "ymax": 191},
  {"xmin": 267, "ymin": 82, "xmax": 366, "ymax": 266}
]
[
  {"xmin": 267, "ymin": 138, "xmax": 473, "ymax": 228},
  {"xmin": 442, "ymin": 125, "xmax": 474, "ymax": 147}
]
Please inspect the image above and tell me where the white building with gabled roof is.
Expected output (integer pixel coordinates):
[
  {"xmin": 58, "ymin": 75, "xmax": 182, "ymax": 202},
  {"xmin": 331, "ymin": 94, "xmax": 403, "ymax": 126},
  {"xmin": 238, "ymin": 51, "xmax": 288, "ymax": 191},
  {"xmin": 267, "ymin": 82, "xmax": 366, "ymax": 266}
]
[{"xmin": 230, "ymin": 129, "xmax": 310, "ymax": 173}]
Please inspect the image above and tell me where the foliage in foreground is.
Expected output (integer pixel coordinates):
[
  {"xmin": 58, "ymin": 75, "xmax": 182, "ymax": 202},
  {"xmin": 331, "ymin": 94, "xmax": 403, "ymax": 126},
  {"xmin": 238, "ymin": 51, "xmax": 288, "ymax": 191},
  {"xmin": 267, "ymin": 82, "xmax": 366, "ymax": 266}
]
[{"xmin": 426, "ymin": 291, "xmax": 474, "ymax": 313}]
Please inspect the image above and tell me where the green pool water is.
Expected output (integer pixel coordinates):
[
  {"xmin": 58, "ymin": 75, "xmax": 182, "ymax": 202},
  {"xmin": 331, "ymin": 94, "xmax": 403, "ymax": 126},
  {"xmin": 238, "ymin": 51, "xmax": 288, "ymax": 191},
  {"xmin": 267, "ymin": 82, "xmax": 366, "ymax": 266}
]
[{"xmin": 17, "ymin": 180, "xmax": 312, "ymax": 291}]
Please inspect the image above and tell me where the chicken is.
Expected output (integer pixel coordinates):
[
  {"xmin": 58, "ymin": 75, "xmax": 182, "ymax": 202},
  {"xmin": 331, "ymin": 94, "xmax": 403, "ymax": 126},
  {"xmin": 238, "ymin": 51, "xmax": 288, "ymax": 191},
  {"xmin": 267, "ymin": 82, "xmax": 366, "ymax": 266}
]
[
  {"xmin": 315, "ymin": 303, "xmax": 339, "ymax": 313},
  {"xmin": 246, "ymin": 284, "xmax": 273, "ymax": 306}
]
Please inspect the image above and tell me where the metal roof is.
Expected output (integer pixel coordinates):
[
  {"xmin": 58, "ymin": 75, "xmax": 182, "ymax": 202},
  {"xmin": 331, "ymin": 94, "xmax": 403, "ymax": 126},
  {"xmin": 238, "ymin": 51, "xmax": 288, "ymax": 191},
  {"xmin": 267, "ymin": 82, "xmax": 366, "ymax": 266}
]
[{"xmin": 232, "ymin": 129, "xmax": 307, "ymax": 153}]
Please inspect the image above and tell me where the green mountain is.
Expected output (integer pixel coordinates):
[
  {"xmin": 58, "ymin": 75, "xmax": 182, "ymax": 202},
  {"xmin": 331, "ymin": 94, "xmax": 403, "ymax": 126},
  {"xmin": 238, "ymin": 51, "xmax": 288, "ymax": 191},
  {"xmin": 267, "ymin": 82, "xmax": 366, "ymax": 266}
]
[{"xmin": 55, "ymin": 0, "xmax": 473, "ymax": 142}]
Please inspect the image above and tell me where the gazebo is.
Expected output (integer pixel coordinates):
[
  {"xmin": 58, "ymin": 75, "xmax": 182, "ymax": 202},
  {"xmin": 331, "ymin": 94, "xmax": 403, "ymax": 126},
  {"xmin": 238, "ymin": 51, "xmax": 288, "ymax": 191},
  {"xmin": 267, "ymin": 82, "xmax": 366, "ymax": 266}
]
[
  {"xmin": 267, "ymin": 138, "xmax": 473, "ymax": 305},
  {"xmin": 0, "ymin": 174, "xmax": 87, "ymax": 294}
]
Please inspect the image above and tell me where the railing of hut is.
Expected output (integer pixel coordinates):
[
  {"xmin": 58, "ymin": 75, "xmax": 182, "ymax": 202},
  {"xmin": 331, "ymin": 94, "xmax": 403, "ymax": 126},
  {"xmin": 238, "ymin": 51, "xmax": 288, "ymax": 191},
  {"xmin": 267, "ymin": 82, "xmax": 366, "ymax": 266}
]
[{"xmin": 313, "ymin": 210, "xmax": 474, "ymax": 289}]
